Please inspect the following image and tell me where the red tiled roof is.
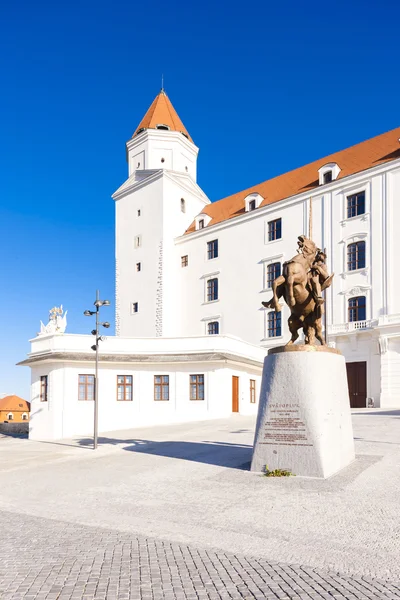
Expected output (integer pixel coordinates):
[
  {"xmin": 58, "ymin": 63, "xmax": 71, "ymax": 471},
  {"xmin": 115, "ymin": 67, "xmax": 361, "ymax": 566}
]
[
  {"xmin": 133, "ymin": 90, "xmax": 193, "ymax": 142},
  {"xmin": 0, "ymin": 395, "xmax": 30, "ymax": 412},
  {"xmin": 185, "ymin": 126, "xmax": 400, "ymax": 233}
]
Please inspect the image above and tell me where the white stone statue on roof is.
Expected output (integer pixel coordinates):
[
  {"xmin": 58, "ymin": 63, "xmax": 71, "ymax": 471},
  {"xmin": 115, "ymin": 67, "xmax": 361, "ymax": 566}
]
[{"xmin": 39, "ymin": 305, "xmax": 68, "ymax": 336}]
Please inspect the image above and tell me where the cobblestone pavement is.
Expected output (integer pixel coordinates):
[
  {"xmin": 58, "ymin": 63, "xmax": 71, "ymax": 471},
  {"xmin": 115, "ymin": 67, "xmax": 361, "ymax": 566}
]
[{"xmin": 1, "ymin": 510, "xmax": 399, "ymax": 600}]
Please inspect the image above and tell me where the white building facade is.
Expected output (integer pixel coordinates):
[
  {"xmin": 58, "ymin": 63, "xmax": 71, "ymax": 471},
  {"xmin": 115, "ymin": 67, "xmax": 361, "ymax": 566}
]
[{"xmin": 21, "ymin": 90, "xmax": 400, "ymax": 440}]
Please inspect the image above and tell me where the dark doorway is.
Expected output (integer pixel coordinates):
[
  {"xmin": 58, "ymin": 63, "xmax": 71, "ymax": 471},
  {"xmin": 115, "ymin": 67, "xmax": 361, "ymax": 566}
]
[
  {"xmin": 232, "ymin": 376, "xmax": 239, "ymax": 413},
  {"xmin": 346, "ymin": 362, "xmax": 367, "ymax": 408}
]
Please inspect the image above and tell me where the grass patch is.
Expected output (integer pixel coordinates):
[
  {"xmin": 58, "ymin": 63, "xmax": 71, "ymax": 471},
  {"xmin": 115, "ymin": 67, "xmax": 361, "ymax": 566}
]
[{"xmin": 264, "ymin": 465, "xmax": 294, "ymax": 477}]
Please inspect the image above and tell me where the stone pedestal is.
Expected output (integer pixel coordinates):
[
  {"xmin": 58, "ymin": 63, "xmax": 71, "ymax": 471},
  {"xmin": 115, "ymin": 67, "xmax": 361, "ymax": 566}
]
[{"xmin": 251, "ymin": 346, "xmax": 355, "ymax": 478}]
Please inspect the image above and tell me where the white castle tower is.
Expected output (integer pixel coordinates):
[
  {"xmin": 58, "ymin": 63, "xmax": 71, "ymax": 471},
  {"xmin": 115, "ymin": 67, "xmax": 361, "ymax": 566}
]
[{"xmin": 113, "ymin": 89, "xmax": 210, "ymax": 337}]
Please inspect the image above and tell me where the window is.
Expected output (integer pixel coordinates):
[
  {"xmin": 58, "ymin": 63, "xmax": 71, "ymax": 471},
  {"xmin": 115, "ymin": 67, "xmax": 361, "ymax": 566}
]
[
  {"xmin": 132, "ymin": 302, "xmax": 139, "ymax": 313},
  {"xmin": 249, "ymin": 199, "xmax": 256, "ymax": 211},
  {"xmin": 78, "ymin": 375, "xmax": 95, "ymax": 401},
  {"xmin": 117, "ymin": 375, "xmax": 133, "ymax": 401},
  {"xmin": 267, "ymin": 262, "xmax": 281, "ymax": 288},
  {"xmin": 268, "ymin": 218, "xmax": 282, "ymax": 241},
  {"xmin": 250, "ymin": 379, "xmax": 256, "ymax": 404},
  {"xmin": 156, "ymin": 124, "xmax": 170, "ymax": 131},
  {"xmin": 198, "ymin": 219, "xmax": 205, "ymax": 230},
  {"xmin": 181, "ymin": 255, "xmax": 188, "ymax": 267},
  {"xmin": 40, "ymin": 375, "xmax": 48, "ymax": 402},
  {"xmin": 22, "ymin": 413, "xmax": 28, "ymax": 421},
  {"xmin": 207, "ymin": 239, "xmax": 218, "ymax": 260},
  {"xmin": 134, "ymin": 235, "xmax": 141, "ymax": 248},
  {"xmin": 181, "ymin": 198, "xmax": 186, "ymax": 213},
  {"xmin": 136, "ymin": 262, "xmax": 141, "ymax": 272},
  {"xmin": 207, "ymin": 278, "xmax": 218, "ymax": 302},
  {"xmin": 207, "ymin": 321, "xmax": 219, "ymax": 335},
  {"xmin": 323, "ymin": 171, "xmax": 333, "ymax": 184},
  {"xmin": 137, "ymin": 210, "xmax": 141, "ymax": 217},
  {"xmin": 154, "ymin": 375, "xmax": 169, "ymax": 401},
  {"xmin": 190, "ymin": 375, "xmax": 204, "ymax": 401},
  {"xmin": 347, "ymin": 191, "xmax": 365, "ymax": 219},
  {"xmin": 267, "ymin": 312, "xmax": 282, "ymax": 337},
  {"xmin": 347, "ymin": 241, "xmax": 366, "ymax": 271},
  {"xmin": 348, "ymin": 296, "xmax": 366, "ymax": 322},
  {"xmin": 7, "ymin": 413, "xmax": 13, "ymax": 421}
]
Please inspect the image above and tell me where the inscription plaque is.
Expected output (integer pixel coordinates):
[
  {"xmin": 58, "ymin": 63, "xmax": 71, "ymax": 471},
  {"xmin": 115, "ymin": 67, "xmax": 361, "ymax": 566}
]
[{"xmin": 261, "ymin": 403, "xmax": 313, "ymax": 447}]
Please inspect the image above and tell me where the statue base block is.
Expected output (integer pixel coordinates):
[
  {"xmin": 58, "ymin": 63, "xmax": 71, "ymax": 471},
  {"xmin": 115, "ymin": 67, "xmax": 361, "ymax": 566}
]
[{"xmin": 251, "ymin": 346, "xmax": 355, "ymax": 478}]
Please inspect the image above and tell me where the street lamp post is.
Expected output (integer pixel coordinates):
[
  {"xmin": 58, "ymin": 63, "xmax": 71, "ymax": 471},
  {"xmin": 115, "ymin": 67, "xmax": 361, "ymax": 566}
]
[{"xmin": 84, "ymin": 290, "xmax": 110, "ymax": 450}]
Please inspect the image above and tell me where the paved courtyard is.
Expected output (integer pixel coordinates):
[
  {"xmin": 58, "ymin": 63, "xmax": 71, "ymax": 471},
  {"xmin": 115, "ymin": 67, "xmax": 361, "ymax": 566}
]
[{"xmin": 0, "ymin": 411, "xmax": 399, "ymax": 599}]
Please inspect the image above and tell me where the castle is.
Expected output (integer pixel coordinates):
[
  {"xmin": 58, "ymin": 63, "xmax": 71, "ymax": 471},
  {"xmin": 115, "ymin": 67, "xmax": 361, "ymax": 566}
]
[{"xmin": 20, "ymin": 90, "xmax": 400, "ymax": 440}]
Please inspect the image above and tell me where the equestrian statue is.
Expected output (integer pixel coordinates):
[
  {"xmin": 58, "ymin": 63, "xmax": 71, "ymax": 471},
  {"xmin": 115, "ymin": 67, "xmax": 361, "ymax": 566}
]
[{"xmin": 262, "ymin": 235, "xmax": 334, "ymax": 346}]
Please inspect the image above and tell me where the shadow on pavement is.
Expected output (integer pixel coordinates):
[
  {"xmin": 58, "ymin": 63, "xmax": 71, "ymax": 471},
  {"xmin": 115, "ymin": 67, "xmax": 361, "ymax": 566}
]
[{"xmin": 77, "ymin": 437, "xmax": 253, "ymax": 469}]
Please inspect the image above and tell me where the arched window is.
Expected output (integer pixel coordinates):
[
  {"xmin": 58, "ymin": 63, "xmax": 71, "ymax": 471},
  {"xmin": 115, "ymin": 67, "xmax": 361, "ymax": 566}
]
[
  {"xmin": 7, "ymin": 413, "xmax": 13, "ymax": 421},
  {"xmin": 347, "ymin": 241, "xmax": 366, "ymax": 271},
  {"xmin": 207, "ymin": 321, "xmax": 219, "ymax": 335},
  {"xmin": 181, "ymin": 198, "xmax": 186, "ymax": 213},
  {"xmin": 348, "ymin": 296, "xmax": 366, "ymax": 322},
  {"xmin": 267, "ymin": 262, "xmax": 281, "ymax": 288},
  {"xmin": 156, "ymin": 124, "xmax": 170, "ymax": 131},
  {"xmin": 267, "ymin": 312, "xmax": 281, "ymax": 337}
]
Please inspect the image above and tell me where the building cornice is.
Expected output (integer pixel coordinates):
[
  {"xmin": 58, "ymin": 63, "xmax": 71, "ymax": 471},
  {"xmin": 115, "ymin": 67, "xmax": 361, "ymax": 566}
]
[
  {"xmin": 126, "ymin": 129, "xmax": 199, "ymax": 155},
  {"xmin": 175, "ymin": 157, "xmax": 400, "ymax": 243},
  {"xmin": 17, "ymin": 351, "xmax": 263, "ymax": 369}
]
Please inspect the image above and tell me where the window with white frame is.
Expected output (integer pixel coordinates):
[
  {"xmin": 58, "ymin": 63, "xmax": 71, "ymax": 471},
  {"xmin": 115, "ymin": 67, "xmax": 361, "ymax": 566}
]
[
  {"xmin": 207, "ymin": 321, "xmax": 219, "ymax": 335},
  {"xmin": 207, "ymin": 239, "xmax": 218, "ymax": 260},
  {"xmin": 245, "ymin": 193, "xmax": 263, "ymax": 212},
  {"xmin": 318, "ymin": 162, "xmax": 341, "ymax": 185},
  {"xmin": 267, "ymin": 218, "xmax": 282, "ymax": 241},
  {"xmin": 250, "ymin": 379, "xmax": 256, "ymax": 404},
  {"xmin": 266, "ymin": 262, "xmax": 281, "ymax": 288},
  {"xmin": 206, "ymin": 278, "xmax": 218, "ymax": 302},
  {"xmin": 7, "ymin": 413, "xmax": 13, "ymax": 421},
  {"xmin": 190, "ymin": 375, "xmax": 204, "ymax": 400},
  {"xmin": 267, "ymin": 311, "xmax": 281, "ymax": 337},
  {"xmin": 347, "ymin": 241, "xmax": 366, "ymax": 271},
  {"xmin": 347, "ymin": 191, "xmax": 365, "ymax": 219},
  {"xmin": 154, "ymin": 375, "xmax": 169, "ymax": 401},
  {"xmin": 348, "ymin": 296, "xmax": 366, "ymax": 322},
  {"xmin": 195, "ymin": 214, "xmax": 211, "ymax": 230},
  {"xmin": 117, "ymin": 375, "xmax": 133, "ymax": 401},
  {"xmin": 134, "ymin": 235, "xmax": 141, "ymax": 248}
]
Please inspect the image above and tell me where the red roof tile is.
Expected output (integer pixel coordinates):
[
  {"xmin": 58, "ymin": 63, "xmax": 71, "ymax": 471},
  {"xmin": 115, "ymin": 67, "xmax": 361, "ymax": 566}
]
[
  {"xmin": 185, "ymin": 127, "xmax": 400, "ymax": 233},
  {"xmin": 0, "ymin": 395, "xmax": 30, "ymax": 412},
  {"xmin": 133, "ymin": 90, "xmax": 193, "ymax": 142}
]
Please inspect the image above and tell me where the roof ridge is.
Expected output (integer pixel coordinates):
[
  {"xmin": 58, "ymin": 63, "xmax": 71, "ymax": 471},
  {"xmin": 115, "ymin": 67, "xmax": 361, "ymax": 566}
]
[{"xmin": 185, "ymin": 125, "xmax": 400, "ymax": 233}]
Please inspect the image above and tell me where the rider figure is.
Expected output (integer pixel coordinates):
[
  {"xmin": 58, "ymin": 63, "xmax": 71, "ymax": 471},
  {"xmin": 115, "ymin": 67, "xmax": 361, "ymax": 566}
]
[{"xmin": 309, "ymin": 250, "xmax": 331, "ymax": 306}]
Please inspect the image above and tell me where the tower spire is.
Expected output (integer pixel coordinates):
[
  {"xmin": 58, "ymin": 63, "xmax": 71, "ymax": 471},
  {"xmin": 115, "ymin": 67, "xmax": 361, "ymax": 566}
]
[{"xmin": 132, "ymin": 90, "xmax": 193, "ymax": 142}]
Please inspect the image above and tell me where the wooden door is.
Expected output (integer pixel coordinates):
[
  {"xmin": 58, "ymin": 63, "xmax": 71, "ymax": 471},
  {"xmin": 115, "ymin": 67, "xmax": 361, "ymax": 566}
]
[
  {"xmin": 346, "ymin": 362, "xmax": 367, "ymax": 408},
  {"xmin": 232, "ymin": 376, "xmax": 239, "ymax": 413}
]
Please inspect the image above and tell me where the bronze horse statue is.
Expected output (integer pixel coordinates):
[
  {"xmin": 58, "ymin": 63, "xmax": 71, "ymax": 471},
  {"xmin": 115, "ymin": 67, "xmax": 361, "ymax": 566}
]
[{"xmin": 262, "ymin": 235, "xmax": 333, "ymax": 346}]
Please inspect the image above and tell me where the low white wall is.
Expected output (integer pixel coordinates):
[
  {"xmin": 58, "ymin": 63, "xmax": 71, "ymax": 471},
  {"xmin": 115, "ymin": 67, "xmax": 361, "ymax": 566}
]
[{"xmin": 29, "ymin": 360, "xmax": 261, "ymax": 441}]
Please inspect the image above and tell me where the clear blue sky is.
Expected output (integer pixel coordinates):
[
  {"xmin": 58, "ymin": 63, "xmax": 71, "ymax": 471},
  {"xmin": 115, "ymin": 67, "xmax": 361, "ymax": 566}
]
[{"xmin": 1, "ymin": 0, "xmax": 399, "ymax": 398}]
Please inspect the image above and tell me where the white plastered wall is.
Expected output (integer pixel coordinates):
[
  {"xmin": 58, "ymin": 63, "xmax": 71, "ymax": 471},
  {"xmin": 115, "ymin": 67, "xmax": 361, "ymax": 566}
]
[{"xmin": 29, "ymin": 359, "xmax": 261, "ymax": 441}]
